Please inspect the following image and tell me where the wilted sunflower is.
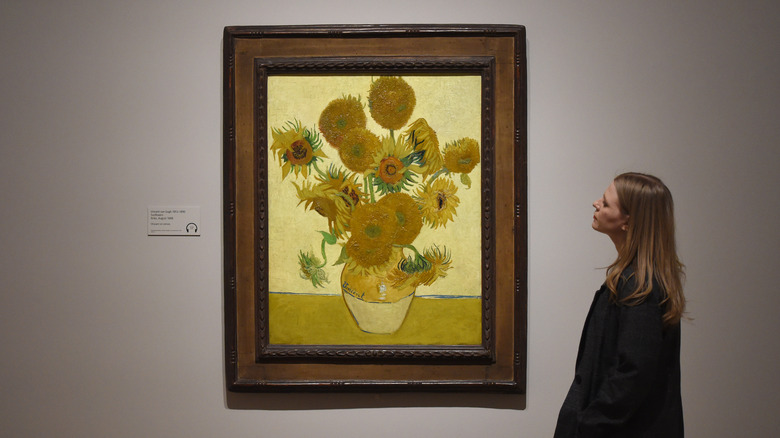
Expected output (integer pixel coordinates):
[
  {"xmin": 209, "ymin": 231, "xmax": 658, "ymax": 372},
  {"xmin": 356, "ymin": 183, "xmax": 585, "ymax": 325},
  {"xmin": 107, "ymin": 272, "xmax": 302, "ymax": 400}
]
[
  {"xmin": 413, "ymin": 245, "xmax": 452, "ymax": 286},
  {"xmin": 318, "ymin": 95, "xmax": 367, "ymax": 148},
  {"xmin": 298, "ymin": 250, "xmax": 328, "ymax": 288},
  {"xmin": 377, "ymin": 192, "xmax": 422, "ymax": 245},
  {"xmin": 386, "ymin": 264, "xmax": 414, "ymax": 288},
  {"xmin": 414, "ymin": 178, "xmax": 460, "ymax": 229},
  {"xmin": 367, "ymin": 77, "xmax": 416, "ymax": 131},
  {"xmin": 345, "ymin": 202, "xmax": 397, "ymax": 268},
  {"xmin": 404, "ymin": 118, "xmax": 444, "ymax": 180},
  {"xmin": 293, "ymin": 180, "xmax": 352, "ymax": 239},
  {"xmin": 388, "ymin": 245, "xmax": 452, "ymax": 288},
  {"xmin": 443, "ymin": 137, "xmax": 481, "ymax": 174},
  {"xmin": 338, "ymin": 127, "xmax": 382, "ymax": 173},
  {"xmin": 270, "ymin": 120, "xmax": 327, "ymax": 180},
  {"xmin": 370, "ymin": 135, "xmax": 417, "ymax": 195}
]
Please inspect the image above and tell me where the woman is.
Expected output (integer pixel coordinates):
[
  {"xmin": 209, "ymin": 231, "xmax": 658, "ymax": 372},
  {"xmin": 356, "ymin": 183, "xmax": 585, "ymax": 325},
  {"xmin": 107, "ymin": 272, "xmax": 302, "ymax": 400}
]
[{"xmin": 554, "ymin": 172, "xmax": 686, "ymax": 438}]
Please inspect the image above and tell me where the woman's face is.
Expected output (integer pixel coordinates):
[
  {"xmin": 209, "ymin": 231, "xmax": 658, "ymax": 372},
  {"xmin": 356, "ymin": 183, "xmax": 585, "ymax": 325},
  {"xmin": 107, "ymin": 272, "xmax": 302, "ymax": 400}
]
[{"xmin": 592, "ymin": 181, "xmax": 629, "ymax": 240}]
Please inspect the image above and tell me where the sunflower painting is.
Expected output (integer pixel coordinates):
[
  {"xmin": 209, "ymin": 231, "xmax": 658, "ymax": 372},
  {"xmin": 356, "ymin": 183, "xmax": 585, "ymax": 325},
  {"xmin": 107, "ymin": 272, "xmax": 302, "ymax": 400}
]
[{"xmin": 267, "ymin": 75, "xmax": 482, "ymax": 345}]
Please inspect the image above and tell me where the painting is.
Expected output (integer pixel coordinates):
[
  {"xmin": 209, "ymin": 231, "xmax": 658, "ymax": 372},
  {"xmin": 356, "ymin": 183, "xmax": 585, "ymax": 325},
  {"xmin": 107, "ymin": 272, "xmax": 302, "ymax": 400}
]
[
  {"xmin": 224, "ymin": 24, "xmax": 527, "ymax": 392},
  {"xmin": 268, "ymin": 74, "xmax": 483, "ymax": 344}
]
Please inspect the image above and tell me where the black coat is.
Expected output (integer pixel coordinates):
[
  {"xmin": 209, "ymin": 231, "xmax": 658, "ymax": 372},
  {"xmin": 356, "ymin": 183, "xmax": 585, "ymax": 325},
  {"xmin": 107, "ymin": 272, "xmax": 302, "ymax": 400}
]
[{"xmin": 554, "ymin": 267, "xmax": 683, "ymax": 438}]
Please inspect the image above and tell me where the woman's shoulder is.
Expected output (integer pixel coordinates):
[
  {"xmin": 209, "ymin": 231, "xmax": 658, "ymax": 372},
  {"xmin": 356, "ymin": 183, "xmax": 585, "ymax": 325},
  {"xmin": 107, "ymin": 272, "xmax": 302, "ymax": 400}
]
[
  {"xmin": 619, "ymin": 264, "xmax": 637, "ymax": 279},
  {"xmin": 616, "ymin": 264, "xmax": 663, "ymax": 303},
  {"xmin": 616, "ymin": 265, "xmax": 637, "ymax": 291}
]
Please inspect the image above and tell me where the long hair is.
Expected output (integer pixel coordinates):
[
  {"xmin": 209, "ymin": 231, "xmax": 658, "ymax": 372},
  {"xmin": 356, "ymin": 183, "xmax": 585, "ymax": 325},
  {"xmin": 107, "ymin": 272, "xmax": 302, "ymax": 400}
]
[{"xmin": 605, "ymin": 172, "xmax": 686, "ymax": 327}]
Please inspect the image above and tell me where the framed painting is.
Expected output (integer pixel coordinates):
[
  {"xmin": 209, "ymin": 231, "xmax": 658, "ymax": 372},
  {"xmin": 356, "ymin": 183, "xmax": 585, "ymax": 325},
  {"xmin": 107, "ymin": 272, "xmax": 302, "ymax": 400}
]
[{"xmin": 223, "ymin": 24, "xmax": 527, "ymax": 392}]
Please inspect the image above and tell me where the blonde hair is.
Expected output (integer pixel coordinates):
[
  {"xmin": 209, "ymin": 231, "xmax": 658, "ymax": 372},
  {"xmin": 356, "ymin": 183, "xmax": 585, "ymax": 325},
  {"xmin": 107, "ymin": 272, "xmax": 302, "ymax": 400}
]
[{"xmin": 605, "ymin": 172, "xmax": 686, "ymax": 327}]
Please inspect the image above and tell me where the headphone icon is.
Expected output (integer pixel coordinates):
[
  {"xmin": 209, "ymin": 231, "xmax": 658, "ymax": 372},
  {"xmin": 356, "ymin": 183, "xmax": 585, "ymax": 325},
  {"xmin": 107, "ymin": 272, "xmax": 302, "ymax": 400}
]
[{"xmin": 186, "ymin": 223, "xmax": 198, "ymax": 233}]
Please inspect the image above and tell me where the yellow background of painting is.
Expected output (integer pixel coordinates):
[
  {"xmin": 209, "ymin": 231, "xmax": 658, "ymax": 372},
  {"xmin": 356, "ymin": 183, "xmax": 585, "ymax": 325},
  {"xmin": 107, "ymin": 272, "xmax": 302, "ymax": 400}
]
[{"xmin": 267, "ymin": 75, "xmax": 482, "ymax": 298}]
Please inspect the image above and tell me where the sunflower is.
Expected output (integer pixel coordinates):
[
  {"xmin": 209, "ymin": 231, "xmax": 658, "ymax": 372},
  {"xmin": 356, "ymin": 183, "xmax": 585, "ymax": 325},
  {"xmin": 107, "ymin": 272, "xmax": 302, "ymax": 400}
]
[
  {"xmin": 348, "ymin": 202, "xmax": 396, "ymax": 246},
  {"xmin": 298, "ymin": 250, "xmax": 328, "ymax": 288},
  {"xmin": 345, "ymin": 202, "xmax": 397, "ymax": 269},
  {"xmin": 414, "ymin": 177, "xmax": 460, "ymax": 229},
  {"xmin": 404, "ymin": 118, "xmax": 444, "ymax": 180},
  {"xmin": 443, "ymin": 137, "xmax": 481, "ymax": 174},
  {"xmin": 345, "ymin": 238, "xmax": 393, "ymax": 271},
  {"xmin": 318, "ymin": 95, "xmax": 367, "ymax": 148},
  {"xmin": 369, "ymin": 135, "xmax": 417, "ymax": 195},
  {"xmin": 388, "ymin": 245, "xmax": 452, "ymax": 288},
  {"xmin": 386, "ymin": 264, "xmax": 414, "ymax": 288},
  {"xmin": 413, "ymin": 245, "xmax": 453, "ymax": 286},
  {"xmin": 338, "ymin": 127, "xmax": 382, "ymax": 173},
  {"xmin": 318, "ymin": 165, "xmax": 365, "ymax": 210},
  {"xmin": 367, "ymin": 77, "xmax": 416, "ymax": 130},
  {"xmin": 270, "ymin": 120, "xmax": 327, "ymax": 179},
  {"xmin": 349, "ymin": 246, "xmax": 405, "ymax": 279},
  {"xmin": 378, "ymin": 156, "xmax": 404, "ymax": 184},
  {"xmin": 292, "ymin": 179, "xmax": 353, "ymax": 239},
  {"xmin": 377, "ymin": 192, "xmax": 422, "ymax": 245}
]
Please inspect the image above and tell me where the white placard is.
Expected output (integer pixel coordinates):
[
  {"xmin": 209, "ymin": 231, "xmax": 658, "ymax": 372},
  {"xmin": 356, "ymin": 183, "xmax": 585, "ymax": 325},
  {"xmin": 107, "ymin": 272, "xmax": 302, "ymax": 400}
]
[{"xmin": 147, "ymin": 206, "xmax": 200, "ymax": 236}]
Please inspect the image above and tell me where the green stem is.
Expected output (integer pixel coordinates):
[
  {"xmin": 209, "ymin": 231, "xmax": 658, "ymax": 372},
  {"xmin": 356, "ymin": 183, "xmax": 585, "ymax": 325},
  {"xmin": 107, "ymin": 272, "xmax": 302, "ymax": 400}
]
[
  {"xmin": 395, "ymin": 244, "xmax": 424, "ymax": 260},
  {"xmin": 313, "ymin": 161, "xmax": 328, "ymax": 179},
  {"xmin": 316, "ymin": 237, "xmax": 328, "ymax": 268},
  {"xmin": 367, "ymin": 173, "xmax": 376, "ymax": 203},
  {"xmin": 429, "ymin": 167, "xmax": 448, "ymax": 183}
]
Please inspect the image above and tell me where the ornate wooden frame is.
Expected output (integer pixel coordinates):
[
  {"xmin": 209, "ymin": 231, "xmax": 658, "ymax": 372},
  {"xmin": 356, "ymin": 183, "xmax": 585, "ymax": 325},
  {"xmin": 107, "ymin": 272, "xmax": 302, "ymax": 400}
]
[{"xmin": 223, "ymin": 24, "xmax": 527, "ymax": 392}]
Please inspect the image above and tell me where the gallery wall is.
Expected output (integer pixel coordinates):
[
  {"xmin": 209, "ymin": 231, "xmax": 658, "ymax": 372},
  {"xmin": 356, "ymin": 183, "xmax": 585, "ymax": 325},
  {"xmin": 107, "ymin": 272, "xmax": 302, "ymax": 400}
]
[{"xmin": 1, "ymin": 0, "xmax": 779, "ymax": 436}]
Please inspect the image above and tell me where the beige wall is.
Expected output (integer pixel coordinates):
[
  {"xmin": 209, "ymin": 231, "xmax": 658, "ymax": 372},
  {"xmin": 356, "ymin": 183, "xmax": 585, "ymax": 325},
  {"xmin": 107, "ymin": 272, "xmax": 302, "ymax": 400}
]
[{"xmin": 1, "ymin": 0, "xmax": 778, "ymax": 436}]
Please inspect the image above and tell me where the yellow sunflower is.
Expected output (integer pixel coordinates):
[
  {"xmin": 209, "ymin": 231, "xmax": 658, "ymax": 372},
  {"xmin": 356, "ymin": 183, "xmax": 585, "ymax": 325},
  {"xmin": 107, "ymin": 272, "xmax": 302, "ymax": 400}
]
[
  {"xmin": 348, "ymin": 202, "xmax": 396, "ymax": 246},
  {"xmin": 368, "ymin": 77, "xmax": 416, "ymax": 130},
  {"xmin": 345, "ymin": 202, "xmax": 397, "ymax": 269},
  {"xmin": 318, "ymin": 165, "xmax": 365, "ymax": 210},
  {"xmin": 443, "ymin": 137, "xmax": 481, "ymax": 174},
  {"xmin": 338, "ymin": 127, "xmax": 381, "ymax": 173},
  {"xmin": 270, "ymin": 120, "xmax": 327, "ymax": 180},
  {"xmin": 404, "ymin": 118, "xmax": 444, "ymax": 180},
  {"xmin": 345, "ymin": 238, "xmax": 393, "ymax": 271},
  {"xmin": 369, "ymin": 135, "xmax": 417, "ymax": 195},
  {"xmin": 414, "ymin": 177, "xmax": 460, "ymax": 229},
  {"xmin": 377, "ymin": 192, "xmax": 422, "ymax": 245},
  {"xmin": 350, "ymin": 246, "xmax": 405, "ymax": 279},
  {"xmin": 292, "ymin": 180, "xmax": 352, "ymax": 239},
  {"xmin": 318, "ymin": 95, "xmax": 366, "ymax": 148}
]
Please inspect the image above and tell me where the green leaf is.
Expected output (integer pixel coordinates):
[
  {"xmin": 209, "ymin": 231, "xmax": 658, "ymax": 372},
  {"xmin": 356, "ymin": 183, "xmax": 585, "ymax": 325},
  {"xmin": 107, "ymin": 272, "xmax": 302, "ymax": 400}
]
[
  {"xmin": 460, "ymin": 172, "xmax": 472, "ymax": 189},
  {"xmin": 318, "ymin": 230, "xmax": 338, "ymax": 245},
  {"xmin": 333, "ymin": 246, "xmax": 349, "ymax": 266}
]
